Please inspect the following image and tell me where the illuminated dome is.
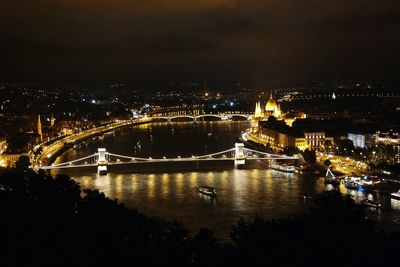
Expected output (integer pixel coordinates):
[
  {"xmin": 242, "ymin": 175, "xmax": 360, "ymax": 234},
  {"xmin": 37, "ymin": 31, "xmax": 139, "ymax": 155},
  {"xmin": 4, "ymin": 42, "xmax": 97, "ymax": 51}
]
[{"xmin": 265, "ymin": 92, "xmax": 277, "ymax": 112}]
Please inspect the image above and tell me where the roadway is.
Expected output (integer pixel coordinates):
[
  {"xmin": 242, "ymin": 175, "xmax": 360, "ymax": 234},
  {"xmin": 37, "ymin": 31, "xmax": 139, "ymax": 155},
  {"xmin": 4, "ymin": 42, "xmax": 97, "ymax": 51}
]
[
  {"xmin": 316, "ymin": 152, "xmax": 369, "ymax": 175},
  {"xmin": 34, "ymin": 114, "xmax": 248, "ymax": 169},
  {"xmin": 34, "ymin": 117, "xmax": 152, "ymax": 168}
]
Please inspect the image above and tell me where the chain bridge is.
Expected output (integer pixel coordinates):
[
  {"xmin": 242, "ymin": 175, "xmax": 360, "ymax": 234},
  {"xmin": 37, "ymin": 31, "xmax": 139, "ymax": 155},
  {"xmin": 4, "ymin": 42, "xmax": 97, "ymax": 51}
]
[{"xmin": 39, "ymin": 143, "xmax": 297, "ymax": 174}]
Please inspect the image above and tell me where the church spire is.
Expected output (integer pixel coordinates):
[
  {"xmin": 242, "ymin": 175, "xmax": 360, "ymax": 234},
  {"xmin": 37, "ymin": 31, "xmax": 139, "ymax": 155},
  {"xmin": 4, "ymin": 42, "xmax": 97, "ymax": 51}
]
[
  {"xmin": 50, "ymin": 114, "xmax": 55, "ymax": 128},
  {"xmin": 254, "ymin": 101, "xmax": 263, "ymax": 118},
  {"xmin": 37, "ymin": 114, "xmax": 43, "ymax": 142}
]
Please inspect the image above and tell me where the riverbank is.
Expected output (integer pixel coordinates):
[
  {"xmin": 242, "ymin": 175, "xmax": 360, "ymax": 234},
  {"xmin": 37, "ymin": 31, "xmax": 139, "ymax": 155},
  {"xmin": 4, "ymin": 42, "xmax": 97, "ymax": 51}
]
[{"xmin": 36, "ymin": 118, "xmax": 152, "ymax": 167}]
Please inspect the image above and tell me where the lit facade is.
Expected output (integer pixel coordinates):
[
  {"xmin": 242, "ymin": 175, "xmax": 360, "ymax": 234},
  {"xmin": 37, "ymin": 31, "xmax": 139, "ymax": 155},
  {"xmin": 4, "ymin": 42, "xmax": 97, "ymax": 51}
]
[
  {"xmin": 247, "ymin": 94, "xmax": 334, "ymax": 151},
  {"xmin": 348, "ymin": 133, "xmax": 366, "ymax": 148},
  {"xmin": 305, "ymin": 132, "xmax": 327, "ymax": 150},
  {"xmin": 375, "ymin": 131, "xmax": 400, "ymax": 146},
  {"xmin": 259, "ymin": 127, "xmax": 332, "ymax": 151},
  {"xmin": 0, "ymin": 153, "xmax": 32, "ymax": 167},
  {"xmin": 253, "ymin": 92, "xmax": 306, "ymax": 126}
]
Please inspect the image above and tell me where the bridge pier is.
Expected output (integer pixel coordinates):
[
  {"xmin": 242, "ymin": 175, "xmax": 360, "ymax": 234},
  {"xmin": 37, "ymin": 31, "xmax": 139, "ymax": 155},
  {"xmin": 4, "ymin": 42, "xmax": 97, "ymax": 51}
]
[
  {"xmin": 97, "ymin": 148, "xmax": 108, "ymax": 175},
  {"xmin": 234, "ymin": 143, "xmax": 246, "ymax": 168}
]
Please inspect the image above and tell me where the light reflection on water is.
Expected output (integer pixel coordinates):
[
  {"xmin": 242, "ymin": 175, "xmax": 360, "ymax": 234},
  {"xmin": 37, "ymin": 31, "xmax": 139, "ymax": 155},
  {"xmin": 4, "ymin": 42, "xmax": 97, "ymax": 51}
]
[
  {"xmin": 67, "ymin": 165, "xmax": 315, "ymax": 239},
  {"xmin": 54, "ymin": 122, "xmax": 400, "ymax": 238}
]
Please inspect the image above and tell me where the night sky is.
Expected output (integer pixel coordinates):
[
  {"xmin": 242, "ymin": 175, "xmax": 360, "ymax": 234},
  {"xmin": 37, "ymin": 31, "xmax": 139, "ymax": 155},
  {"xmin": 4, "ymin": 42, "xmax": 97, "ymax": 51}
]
[{"xmin": 1, "ymin": 1, "xmax": 399, "ymax": 86}]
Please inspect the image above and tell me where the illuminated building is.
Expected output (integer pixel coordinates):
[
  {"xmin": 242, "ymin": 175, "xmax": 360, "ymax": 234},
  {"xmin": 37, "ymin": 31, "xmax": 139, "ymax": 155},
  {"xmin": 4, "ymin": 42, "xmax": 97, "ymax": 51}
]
[
  {"xmin": 247, "ymin": 93, "xmax": 314, "ymax": 150},
  {"xmin": 254, "ymin": 102, "xmax": 263, "ymax": 119},
  {"xmin": 264, "ymin": 92, "xmax": 282, "ymax": 118},
  {"xmin": 304, "ymin": 132, "xmax": 334, "ymax": 150},
  {"xmin": 0, "ymin": 153, "xmax": 32, "ymax": 167},
  {"xmin": 0, "ymin": 137, "xmax": 7, "ymax": 153},
  {"xmin": 252, "ymin": 92, "xmax": 306, "ymax": 126},
  {"xmin": 375, "ymin": 131, "xmax": 400, "ymax": 146},
  {"xmin": 247, "ymin": 99, "xmax": 333, "ymax": 151},
  {"xmin": 0, "ymin": 138, "xmax": 8, "ymax": 167},
  {"xmin": 348, "ymin": 133, "xmax": 374, "ymax": 148},
  {"xmin": 257, "ymin": 126, "xmax": 334, "ymax": 151}
]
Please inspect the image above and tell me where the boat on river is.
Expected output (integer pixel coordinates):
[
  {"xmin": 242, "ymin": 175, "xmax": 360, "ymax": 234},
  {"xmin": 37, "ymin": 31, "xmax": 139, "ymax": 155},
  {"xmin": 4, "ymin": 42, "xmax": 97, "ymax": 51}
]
[
  {"xmin": 344, "ymin": 175, "xmax": 380, "ymax": 192},
  {"xmin": 198, "ymin": 186, "xmax": 217, "ymax": 197},
  {"xmin": 98, "ymin": 165, "xmax": 107, "ymax": 176},
  {"xmin": 345, "ymin": 181, "xmax": 365, "ymax": 191}
]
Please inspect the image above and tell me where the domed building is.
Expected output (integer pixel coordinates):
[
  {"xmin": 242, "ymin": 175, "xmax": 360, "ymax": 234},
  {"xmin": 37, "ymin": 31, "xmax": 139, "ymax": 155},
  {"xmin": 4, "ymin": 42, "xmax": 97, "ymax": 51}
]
[
  {"xmin": 264, "ymin": 92, "xmax": 282, "ymax": 118},
  {"xmin": 253, "ymin": 92, "xmax": 305, "ymax": 126},
  {"xmin": 265, "ymin": 92, "xmax": 277, "ymax": 112}
]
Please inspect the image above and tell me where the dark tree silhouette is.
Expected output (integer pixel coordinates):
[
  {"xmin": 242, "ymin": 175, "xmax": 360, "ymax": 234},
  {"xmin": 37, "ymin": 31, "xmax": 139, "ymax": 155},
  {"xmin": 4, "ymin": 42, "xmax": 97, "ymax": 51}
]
[
  {"xmin": 15, "ymin": 155, "xmax": 31, "ymax": 171},
  {"xmin": 283, "ymin": 146, "xmax": 300, "ymax": 156},
  {"xmin": 0, "ymin": 168, "xmax": 398, "ymax": 266},
  {"xmin": 323, "ymin": 159, "xmax": 332, "ymax": 166},
  {"xmin": 303, "ymin": 149, "xmax": 316, "ymax": 163}
]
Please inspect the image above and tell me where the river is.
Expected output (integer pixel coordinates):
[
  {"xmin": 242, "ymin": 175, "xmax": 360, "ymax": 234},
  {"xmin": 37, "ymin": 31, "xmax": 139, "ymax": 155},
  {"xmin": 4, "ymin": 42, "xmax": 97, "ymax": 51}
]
[{"xmin": 53, "ymin": 121, "xmax": 400, "ymax": 239}]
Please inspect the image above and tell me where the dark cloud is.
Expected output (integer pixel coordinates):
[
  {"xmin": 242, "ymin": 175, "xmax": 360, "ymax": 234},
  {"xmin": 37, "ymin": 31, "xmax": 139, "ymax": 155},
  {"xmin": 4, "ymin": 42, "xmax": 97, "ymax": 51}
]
[
  {"xmin": 146, "ymin": 34, "xmax": 216, "ymax": 53},
  {"xmin": 0, "ymin": 0, "xmax": 399, "ymax": 86}
]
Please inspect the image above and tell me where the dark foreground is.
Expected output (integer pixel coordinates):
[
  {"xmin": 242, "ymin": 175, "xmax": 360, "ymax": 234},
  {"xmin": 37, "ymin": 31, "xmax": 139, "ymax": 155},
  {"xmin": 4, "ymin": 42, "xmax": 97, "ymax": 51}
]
[{"xmin": 0, "ymin": 160, "xmax": 399, "ymax": 266}]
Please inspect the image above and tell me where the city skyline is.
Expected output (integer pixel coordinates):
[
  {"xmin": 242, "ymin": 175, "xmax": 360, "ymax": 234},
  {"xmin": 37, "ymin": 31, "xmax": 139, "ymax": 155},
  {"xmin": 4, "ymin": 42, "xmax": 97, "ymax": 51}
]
[{"xmin": 2, "ymin": 2, "xmax": 400, "ymax": 266}]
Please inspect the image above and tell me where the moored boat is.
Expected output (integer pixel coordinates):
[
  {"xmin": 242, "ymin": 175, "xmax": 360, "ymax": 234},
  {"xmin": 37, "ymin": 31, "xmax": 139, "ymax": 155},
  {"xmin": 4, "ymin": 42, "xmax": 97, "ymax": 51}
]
[
  {"xmin": 343, "ymin": 175, "xmax": 381, "ymax": 192},
  {"xmin": 345, "ymin": 181, "xmax": 365, "ymax": 191}
]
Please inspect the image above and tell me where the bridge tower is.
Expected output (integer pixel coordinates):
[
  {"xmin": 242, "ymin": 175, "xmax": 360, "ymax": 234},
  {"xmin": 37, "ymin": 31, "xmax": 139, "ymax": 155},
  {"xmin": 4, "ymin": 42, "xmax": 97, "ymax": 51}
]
[
  {"xmin": 234, "ymin": 143, "xmax": 246, "ymax": 168},
  {"xmin": 97, "ymin": 148, "xmax": 108, "ymax": 175}
]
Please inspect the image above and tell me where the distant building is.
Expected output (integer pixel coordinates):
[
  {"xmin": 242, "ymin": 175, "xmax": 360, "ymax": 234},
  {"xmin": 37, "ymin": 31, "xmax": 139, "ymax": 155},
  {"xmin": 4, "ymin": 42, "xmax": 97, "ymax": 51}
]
[
  {"xmin": 0, "ymin": 137, "xmax": 7, "ymax": 154},
  {"xmin": 0, "ymin": 152, "xmax": 32, "ymax": 167},
  {"xmin": 304, "ymin": 132, "xmax": 333, "ymax": 150},
  {"xmin": 375, "ymin": 131, "xmax": 400, "ymax": 146},
  {"xmin": 347, "ymin": 133, "xmax": 374, "ymax": 148},
  {"xmin": 253, "ymin": 92, "xmax": 306, "ymax": 126},
  {"xmin": 246, "ymin": 118, "xmax": 334, "ymax": 151},
  {"xmin": 348, "ymin": 133, "xmax": 366, "ymax": 148},
  {"xmin": 258, "ymin": 127, "xmax": 333, "ymax": 151}
]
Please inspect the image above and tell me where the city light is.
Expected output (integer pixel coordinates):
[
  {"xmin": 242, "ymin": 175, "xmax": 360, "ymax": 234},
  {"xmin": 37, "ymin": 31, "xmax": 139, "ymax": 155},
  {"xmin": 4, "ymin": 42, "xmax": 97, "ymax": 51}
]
[{"xmin": 0, "ymin": 5, "xmax": 398, "ymax": 263}]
